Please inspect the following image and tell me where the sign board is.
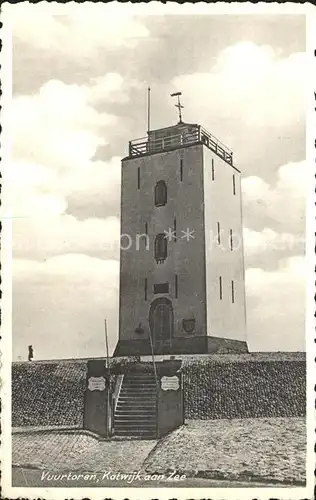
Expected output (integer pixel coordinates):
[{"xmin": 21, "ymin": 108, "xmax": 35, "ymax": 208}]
[
  {"xmin": 161, "ymin": 375, "xmax": 180, "ymax": 391},
  {"xmin": 87, "ymin": 376, "xmax": 106, "ymax": 392}
]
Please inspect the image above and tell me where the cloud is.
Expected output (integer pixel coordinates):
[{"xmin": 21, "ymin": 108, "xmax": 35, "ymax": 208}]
[
  {"xmin": 246, "ymin": 256, "xmax": 305, "ymax": 351},
  {"xmin": 13, "ymin": 255, "xmax": 120, "ymax": 361},
  {"xmin": 8, "ymin": 73, "xmax": 126, "ymax": 239},
  {"xmin": 5, "ymin": 3, "xmax": 149, "ymax": 58},
  {"xmin": 242, "ymin": 160, "xmax": 307, "ymax": 233},
  {"xmin": 173, "ymin": 42, "xmax": 306, "ymax": 129},
  {"xmin": 243, "ymin": 227, "xmax": 305, "ymax": 258},
  {"xmin": 13, "ymin": 215, "xmax": 120, "ymax": 261},
  {"xmin": 11, "ymin": 79, "xmax": 124, "ymax": 171},
  {"xmin": 8, "ymin": 76, "xmax": 125, "ymax": 268}
]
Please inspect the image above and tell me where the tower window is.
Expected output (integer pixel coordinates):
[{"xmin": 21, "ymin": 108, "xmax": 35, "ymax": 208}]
[
  {"xmin": 175, "ymin": 274, "xmax": 178, "ymax": 298},
  {"xmin": 155, "ymin": 180, "xmax": 167, "ymax": 207},
  {"xmin": 154, "ymin": 283, "xmax": 169, "ymax": 294},
  {"xmin": 233, "ymin": 175, "xmax": 236, "ymax": 195},
  {"xmin": 231, "ymin": 280, "xmax": 235, "ymax": 303},
  {"xmin": 154, "ymin": 233, "xmax": 167, "ymax": 263},
  {"xmin": 217, "ymin": 222, "xmax": 221, "ymax": 245},
  {"xmin": 174, "ymin": 217, "xmax": 177, "ymax": 241},
  {"xmin": 144, "ymin": 278, "xmax": 148, "ymax": 301},
  {"xmin": 219, "ymin": 276, "xmax": 223, "ymax": 300},
  {"xmin": 137, "ymin": 167, "xmax": 140, "ymax": 189},
  {"xmin": 212, "ymin": 158, "xmax": 215, "ymax": 181},
  {"xmin": 230, "ymin": 229, "xmax": 233, "ymax": 251},
  {"xmin": 180, "ymin": 159, "xmax": 183, "ymax": 181}
]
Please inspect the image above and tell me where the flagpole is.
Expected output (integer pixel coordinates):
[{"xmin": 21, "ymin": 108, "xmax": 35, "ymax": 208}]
[
  {"xmin": 104, "ymin": 319, "xmax": 110, "ymax": 372},
  {"xmin": 104, "ymin": 319, "xmax": 111, "ymax": 436},
  {"xmin": 147, "ymin": 86, "xmax": 151, "ymax": 134}
]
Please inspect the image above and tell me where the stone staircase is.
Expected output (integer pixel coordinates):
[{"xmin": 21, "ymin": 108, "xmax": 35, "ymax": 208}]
[{"xmin": 114, "ymin": 371, "xmax": 158, "ymax": 438}]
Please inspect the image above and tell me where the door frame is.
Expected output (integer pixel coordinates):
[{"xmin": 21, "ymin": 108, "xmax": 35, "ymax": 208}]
[{"xmin": 149, "ymin": 297, "xmax": 174, "ymax": 348}]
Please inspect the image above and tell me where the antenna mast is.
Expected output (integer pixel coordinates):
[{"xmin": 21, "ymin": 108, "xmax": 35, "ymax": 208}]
[
  {"xmin": 147, "ymin": 86, "xmax": 151, "ymax": 134},
  {"xmin": 170, "ymin": 91, "xmax": 184, "ymax": 124}
]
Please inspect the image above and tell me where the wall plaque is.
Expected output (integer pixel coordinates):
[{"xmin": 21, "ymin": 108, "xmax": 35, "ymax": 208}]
[
  {"xmin": 182, "ymin": 317, "xmax": 195, "ymax": 333},
  {"xmin": 87, "ymin": 376, "xmax": 106, "ymax": 391},
  {"xmin": 161, "ymin": 375, "xmax": 180, "ymax": 391}
]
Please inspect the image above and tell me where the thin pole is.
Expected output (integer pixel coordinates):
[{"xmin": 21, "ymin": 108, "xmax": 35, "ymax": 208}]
[
  {"xmin": 104, "ymin": 319, "xmax": 111, "ymax": 436},
  {"xmin": 147, "ymin": 86, "xmax": 151, "ymax": 134},
  {"xmin": 104, "ymin": 319, "xmax": 110, "ymax": 371}
]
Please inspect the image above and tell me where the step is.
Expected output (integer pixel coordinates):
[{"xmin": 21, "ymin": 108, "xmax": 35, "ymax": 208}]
[
  {"xmin": 120, "ymin": 388, "xmax": 157, "ymax": 396},
  {"xmin": 116, "ymin": 402, "xmax": 156, "ymax": 409},
  {"xmin": 115, "ymin": 405, "xmax": 156, "ymax": 412},
  {"xmin": 114, "ymin": 422, "xmax": 156, "ymax": 429},
  {"xmin": 115, "ymin": 415, "xmax": 156, "ymax": 421},
  {"xmin": 117, "ymin": 396, "xmax": 156, "ymax": 401},
  {"xmin": 115, "ymin": 414, "xmax": 155, "ymax": 421},
  {"xmin": 115, "ymin": 415, "xmax": 156, "ymax": 420},
  {"xmin": 121, "ymin": 384, "xmax": 156, "ymax": 393},
  {"xmin": 114, "ymin": 423, "xmax": 156, "ymax": 430},
  {"xmin": 123, "ymin": 379, "xmax": 156, "ymax": 383},
  {"xmin": 116, "ymin": 405, "xmax": 156, "ymax": 411},
  {"xmin": 123, "ymin": 385, "xmax": 156, "ymax": 388},
  {"xmin": 118, "ymin": 398, "xmax": 155, "ymax": 403},
  {"xmin": 115, "ymin": 409, "xmax": 156, "ymax": 416}
]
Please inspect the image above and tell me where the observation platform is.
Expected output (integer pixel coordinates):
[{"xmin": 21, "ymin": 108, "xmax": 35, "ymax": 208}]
[{"xmin": 127, "ymin": 122, "xmax": 233, "ymax": 166}]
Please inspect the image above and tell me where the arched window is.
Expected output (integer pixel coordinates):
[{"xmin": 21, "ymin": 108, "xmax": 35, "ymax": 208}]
[
  {"xmin": 155, "ymin": 180, "xmax": 167, "ymax": 207},
  {"xmin": 154, "ymin": 233, "xmax": 167, "ymax": 263}
]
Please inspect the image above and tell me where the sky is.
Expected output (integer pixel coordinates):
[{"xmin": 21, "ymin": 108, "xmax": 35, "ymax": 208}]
[{"xmin": 5, "ymin": 4, "xmax": 307, "ymax": 360}]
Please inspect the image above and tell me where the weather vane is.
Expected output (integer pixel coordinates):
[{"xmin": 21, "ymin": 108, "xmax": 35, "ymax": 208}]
[{"xmin": 170, "ymin": 92, "xmax": 184, "ymax": 124}]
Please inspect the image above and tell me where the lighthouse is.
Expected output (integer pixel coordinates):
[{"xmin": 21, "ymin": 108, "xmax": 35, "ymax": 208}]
[{"xmin": 114, "ymin": 94, "xmax": 248, "ymax": 356}]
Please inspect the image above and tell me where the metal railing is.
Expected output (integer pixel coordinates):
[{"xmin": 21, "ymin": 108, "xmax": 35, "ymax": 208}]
[{"xmin": 128, "ymin": 125, "xmax": 233, "ymax": 166}]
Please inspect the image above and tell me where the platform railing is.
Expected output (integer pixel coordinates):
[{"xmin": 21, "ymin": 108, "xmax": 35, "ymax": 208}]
[{"xmin": 128, "ymin": 126, "xmax": 233, "ymax": 165}]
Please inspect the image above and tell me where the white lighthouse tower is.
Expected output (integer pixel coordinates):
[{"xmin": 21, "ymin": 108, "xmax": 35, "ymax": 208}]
[{"xmin": 114, "ymin": 94, "xmax": 248, "ymax": 356}]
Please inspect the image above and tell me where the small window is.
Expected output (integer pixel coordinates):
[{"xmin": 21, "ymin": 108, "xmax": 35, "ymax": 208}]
[
  {"xmin": 155, "ymin": 180, "xmax": 167, "ymax": 207},
  {"xmin": 137, "ymin": 167, "xmax": 140, "ymax": 189},
  {"xmin": 175, "ymin": 274, "xmax": 178, "ymax": 299},
  {"xmin": 211, "ymin": 158, "xmax": 215, "ymax": 181},
  {"xmin": 174, "ymin": 217, "xmax": 177, "ymax": 241},
  {"xmin": 233, "ymin": 175, "xmax": 236, "ymax": 195},
  {"xmin": 180, "ymin": 159, "xmax": 183, "ymax": 181},
  {"xmin": 144, "ymin": 278, "xmax": 148, "ymax": 301},
  {"xmin": 153, "ymin": 283, "xmax": 169, "ymax": 294},
  {"xmin": 230, "ymin": 229, "xmax": 233, "ymax": 251},
  {"xmin": 154, "ymin": 233, "xmax": 167, "ymax": 263},
  {"xmin": 219, "ymin": 276, "xmax": 223, "ymax": 300},
  {"xmin": 231, "ymin": 280, "xmax": 235, "ymax": 303},
  {"xmin": 217, "ymin": 222, "xmax": 221, "ymax": 245}
]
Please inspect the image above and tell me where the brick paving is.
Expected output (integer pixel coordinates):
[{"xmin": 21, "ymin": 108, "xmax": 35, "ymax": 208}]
[
  {"xmin": 12, "ymin": 417, "xmax": 305, "ymax": 485},
  {"xmin": 143, "ymin": 418, "xmax": 306, "ymax": 485},
  {"xmin": 13, "ymin": 431, "xmax": 157, "ymax": 472}
]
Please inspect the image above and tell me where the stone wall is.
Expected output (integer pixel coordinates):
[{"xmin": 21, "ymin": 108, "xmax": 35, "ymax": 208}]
[
  {"xmin": 12, "ymin": 353, "xmax": 306, "ymax": 428},
  {"xmin": 181, "ymin": 353, "xmax": 306, "ymax": 419},
  {"xmin": 12, "ymin": 361, "xmax": 87, "ymax": 427}
]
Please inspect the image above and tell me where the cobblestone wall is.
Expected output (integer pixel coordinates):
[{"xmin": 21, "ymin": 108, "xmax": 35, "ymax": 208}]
[
  {"xmin": 182, "ymin": 357, "xmax": 306, "ymax": 419},
  {"xmin": 12, "ymin": 353, "xmax": 306, "ymax": 428},
  {"xmin": 12, "ymin": 362, "xmax": 87, "ymax": 427}
]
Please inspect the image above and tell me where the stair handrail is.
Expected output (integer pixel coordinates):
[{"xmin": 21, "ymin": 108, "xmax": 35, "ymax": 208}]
[
  {"xmin": 113, "ymin": 373, "xmax": 124, "ymax": 412},
  {"xmin": 148, "ymin": 325, "xmax": 159, "ymax": 393},
  {"xmin": 148, "ymin": 325, "xmax": 160, "ymax": 439}
]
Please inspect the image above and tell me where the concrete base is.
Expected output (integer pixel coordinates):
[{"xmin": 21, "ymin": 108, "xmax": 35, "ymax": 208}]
[{"xmin": 113, "ymin": 336, "xmax": 248, "ymax": 357}]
